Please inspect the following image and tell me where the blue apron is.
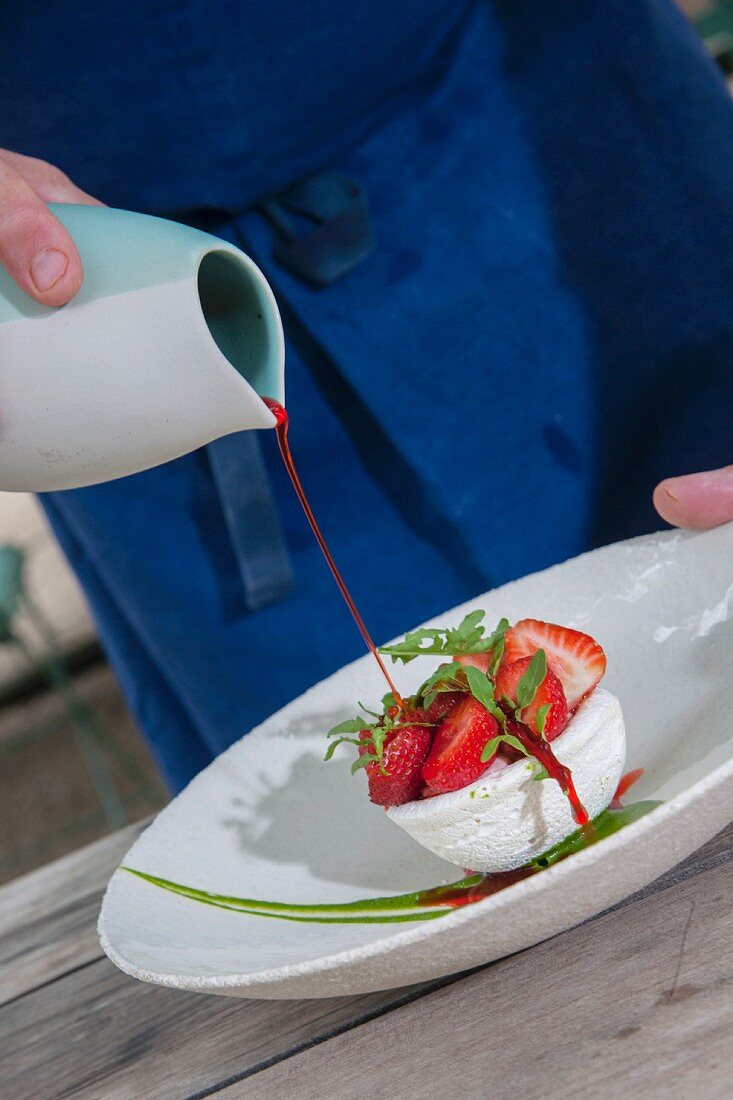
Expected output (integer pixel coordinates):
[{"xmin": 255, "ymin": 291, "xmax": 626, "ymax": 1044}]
[{"xmin": 2, "ymin": 1, "xmax": 732, "ymax": 789}]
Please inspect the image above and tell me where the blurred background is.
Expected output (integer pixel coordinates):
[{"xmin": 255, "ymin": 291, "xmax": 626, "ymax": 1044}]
[
  {"xmin": 0, "ymin": 494, "xmax": 167, "ymax": 885},
  {"xmin": 0, "ymin": 0, "xmax": 728, "ymax": 887}
]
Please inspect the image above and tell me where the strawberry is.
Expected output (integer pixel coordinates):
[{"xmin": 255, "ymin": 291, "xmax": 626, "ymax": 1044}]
[
  {"xmin": 453, "ymin": 652, "xmax": 492, "ymax": 674},
  {"xmin": 423, "ymin": 690, "xmax": 465, "ymax": 724},
  {"xmin": 502, "ymin": 619, "xmax": 606, "ymax": 710},
  {"xmin": 421, "ymin": 696, "xmax": 499, "ymax": 795},
  {"xmin": 359, "ymin": 724, "xmax": 432, "ymax": 807},
  {"xmin": 494, "ymin": 656, "xmax": 568, "ymax": 740}
]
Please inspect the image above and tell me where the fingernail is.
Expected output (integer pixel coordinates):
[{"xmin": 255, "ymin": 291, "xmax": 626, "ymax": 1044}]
[{"xmin": 30, "ymin": 248, "xmax": 68, "ymax": 291}]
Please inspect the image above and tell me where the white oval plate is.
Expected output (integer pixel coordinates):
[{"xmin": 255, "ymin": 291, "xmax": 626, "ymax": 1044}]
[{"xmin": 99, "ymin": 525, "xmax": 733, "ymax": 999}]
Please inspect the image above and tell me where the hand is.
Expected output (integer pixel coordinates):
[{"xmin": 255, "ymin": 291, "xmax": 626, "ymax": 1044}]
[
  {"xmin": 0, "ymin": 148, "xmax": 102, "ymax": 306},
  {"xmin": 653, "ymin": 466, "xmax": 733, "ymax": 529}
]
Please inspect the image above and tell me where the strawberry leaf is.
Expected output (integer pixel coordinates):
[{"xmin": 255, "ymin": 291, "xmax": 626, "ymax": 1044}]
[
  {"xmin": 462, "ymin": 665, "xmax": 508, "ymax": 728},
  {"xmin": 351, "ymin": 754, "xmax": 377, "ymax": 774},
  {"xmin": 480, "ymin": 735, "xmax": 503, "ymax": 763},
  {"xmin": 379, "ymin": 627, "xmax": 453, "ymax": 664},
  {"xmin": 325, "ymin": 703, "xmax": 399, "ymax": 769},
  {"xmin": 479, "ymin": 727, "xmax": 536, "ymax": 764},
  {"xmin": 535, "ymin": 703, "xmax": 551, "ymax": 738},
  {"xmin": 488, "ymin": 635, "xmax": 505, "ymax": 676},
  {"xmin": 370, "ymin": 723, "xmax": 389, "ymax": 760},
  {"xmin": 324, "ymin": 737, "xmax": 363, "ymax": 762},
  {"xmin": 326, "ymin": 717, "xmax": 368, "ymax": 738},
  {"xmin": 419, "ymin": 663, "xmax": 467, "ymax": 709},
  {"xmin": 463, "ymin": 665, "xmax": 494, "ymax": 710},
  {"xmin": 484, "ymin": 617, "xmax": 510, "ymax": 654},
  {"xmin": 443, "ymin": 610, "xmax": 493, "ymax": 654},
  {"xmin": 380, "ymin": 610, "xmax": 505, "ymax": 664},
  {"xmin": 501, "ymin": 733, "xmax": 533, "ymax": 758},
  {"xmin": 515, "ymin": 649, "xmax": 547, "ymax": 713}
]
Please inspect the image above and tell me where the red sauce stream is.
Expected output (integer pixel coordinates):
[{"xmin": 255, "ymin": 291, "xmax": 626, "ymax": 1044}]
[
  {"xmin": 512, "ymin": 725, "xmax": 589, "ymax": 827},
  {"xmin": 264, "ymin": 398, "xmax": 404, "ymax": 707},
  {"xmin": 263, "ymin": 397, "xmax": 587, "ymax": 822}
]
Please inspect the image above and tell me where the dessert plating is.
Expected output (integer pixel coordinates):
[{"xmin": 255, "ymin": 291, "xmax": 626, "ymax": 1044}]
[{"xmin": 327, "ymin": 612, "xmax": 627, "ymax": 871}]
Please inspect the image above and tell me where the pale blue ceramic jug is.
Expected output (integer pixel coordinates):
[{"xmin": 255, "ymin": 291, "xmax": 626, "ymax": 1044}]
[{"xmin": 0, "ymin": 204, "xmax": 284, "ymax": 491}]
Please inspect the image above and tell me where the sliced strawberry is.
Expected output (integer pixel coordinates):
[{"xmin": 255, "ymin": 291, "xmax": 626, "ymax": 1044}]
[
  {"xmin": 359, "ymin": 724, "xmax": 432, "ymax": 807},
  {"xmin": 421, "ymin": 696, "xmax": 499, "ymax": 795},
  {"xmin": 423, "ymin": 690, "xmax": 465, "ymax": 724},
  {"xmin": 453, "ymin": 651, "xmax": 492, "ymax": 674},
  {"xmin": 494, "ymin": 656, "xmax": 568, "ymax": 740},
  {"xmin": 502, "ymin": 619, "xmax": 606, "ymax": 709}
]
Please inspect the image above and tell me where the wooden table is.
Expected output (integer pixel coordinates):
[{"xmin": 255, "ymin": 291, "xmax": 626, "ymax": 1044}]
[{"xmin": 1, "ymin": 818, "xmax": 731, "ymax": 1100}]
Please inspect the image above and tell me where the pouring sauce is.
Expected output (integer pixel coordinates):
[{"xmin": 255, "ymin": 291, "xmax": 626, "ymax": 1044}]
[
  {"xmin": 264, "ymin": 398, "xmax": 404, "ymax": 707},
  {"xmin": 263, "ymin": 397, "xmax": 587, "ymax": 823}
]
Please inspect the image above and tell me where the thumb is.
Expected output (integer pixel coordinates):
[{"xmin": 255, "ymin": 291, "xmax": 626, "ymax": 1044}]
[
  {"xmin": 653, "ymin": 466, "xmax": 733, "ymax": 529},
  {"xmin": 0, "ymin": 157, "xmax": 84, "ymax": 306}
]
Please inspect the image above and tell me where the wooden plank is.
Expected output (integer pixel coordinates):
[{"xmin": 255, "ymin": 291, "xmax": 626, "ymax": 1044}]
[
  {"xmin": 229, "ymin": 857, "xmax": 733, "ymax": 1100},
  {"xmin": 0, "ymin": 819, "xmax": 147, "ymax": 1006},
  {"xmin": 0, "ymin": 955, "xmax": 442, "ymax": 1100}
]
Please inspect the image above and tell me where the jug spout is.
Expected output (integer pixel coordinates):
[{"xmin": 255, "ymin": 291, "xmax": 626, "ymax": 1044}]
[
  {"xmin": 0, "ymin": 204, "xmax": 284, "ymax": 492},
  {"xmin": 196, "ymin": 248, "xmax": 284, "ymax": 408}
]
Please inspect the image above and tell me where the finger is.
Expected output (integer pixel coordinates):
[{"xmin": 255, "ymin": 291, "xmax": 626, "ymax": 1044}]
[
  {"xmin": 0, "ymin": 157, "xmax": 84, "ymax": 306},
  {"xmin": 653, "ymin": 466, "xmax": 733, "ymax": 529},
  {"xmin": 0, "ymin": 148, "xmax": 103, "ymax": 206}
]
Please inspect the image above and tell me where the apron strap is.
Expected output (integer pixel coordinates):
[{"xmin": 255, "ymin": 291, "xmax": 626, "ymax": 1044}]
[{"xmin": 206, "ymin": 432, "xmax": 294, "ymax": 612}]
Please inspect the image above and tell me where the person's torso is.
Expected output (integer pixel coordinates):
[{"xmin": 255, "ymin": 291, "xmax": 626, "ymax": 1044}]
[{"xmin": 0, "ymin": 0, "xmax": 467, "ymax": 213}]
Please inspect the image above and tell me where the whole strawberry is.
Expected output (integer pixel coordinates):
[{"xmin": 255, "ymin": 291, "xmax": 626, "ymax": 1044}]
[{"xmin": 360, "ymin": 724, "xmax": 433, "ymax": 807}]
